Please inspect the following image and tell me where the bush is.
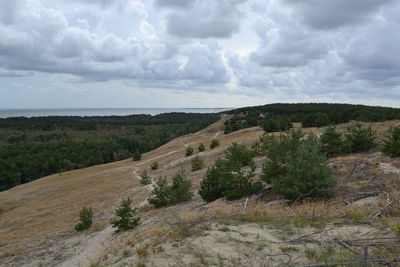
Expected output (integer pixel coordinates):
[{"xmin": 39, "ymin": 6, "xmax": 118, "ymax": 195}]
[
  {"xmin": 139, "ymin": 170, "xmax": 151, "ymax": 185},
  {"xmin": 199, "ymin": 152, "xmax": 261, "ymax": 202},
  {"xmin": 302, "ymin": 113, "xmax": 330, "ymax": 128},
  {"xmin": 251, "ymin": 133, "xmax": 276, "ymax": 156},
  {"xmin": 344, "ymin": 124, "xmax": 376, "ymax": 153},
  {"xmin": 150, "ymin": 161, "xmax": 158, "ymax": 170},
  {"xmin": 198, "ymin": 159, "xmax": 227, "ymax": 202},
  {"xmin": 185, "ymin": 146, "xmax": 194, "ymax": 156},
  {"xmin": 210, "ymin": 139, "xmax": 220, "ymax": 149},
  {"xmin": 262, "ymin": 129, "xmax": 334, "ymax": 200},
  {"xmin": 260, "ymin": 116, "xmax": 292, "ymax": 133},
  {"xmin": 75, "ymin": 206, "xmax": 93, "ymax": 231},
  {"xmin": 381, "ymin": 126, "xmax": 400, "ymax": 157},
  {"xmin": 147, "ymin": 176, "xmax": 169, "ymax": 208},
  {"xmin": 198, "ymin": 143, "xmax": 205, "ymax": 152},
  {"xmin": 320, "ymin": 126, "xmax": 345, "ymax": 157},
  {"xmin": 224, "ymin": 143, "xmax": 254, "ymax": 168},
  {"xmin": 148, "ymin": 171, "xmax": 193, "ymax": 208},
  {"xmin": 132, "ymin": 151, "xmax": 141, "ymax": 161},
  {"xmin": 168, "ymin": 170, "xmax": 193, "ymax": 204},
  {"xmin": 191, "ymin": 155, "xmax": 205, "ymax": 171},
  {"xmin": 110, "ymin": 198, "xmax": 140, "ymax": 232}
]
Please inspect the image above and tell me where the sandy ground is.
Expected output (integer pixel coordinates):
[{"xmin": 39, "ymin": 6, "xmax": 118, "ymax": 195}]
[{"xmin": 1, "ymin": 118, "xmax": 400, "ymax": 266}]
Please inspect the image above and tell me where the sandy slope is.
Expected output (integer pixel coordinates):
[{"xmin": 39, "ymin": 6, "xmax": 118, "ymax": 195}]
[{"xmin": 1, "ymin": 118, "xmax": 399, "ymax": 266}]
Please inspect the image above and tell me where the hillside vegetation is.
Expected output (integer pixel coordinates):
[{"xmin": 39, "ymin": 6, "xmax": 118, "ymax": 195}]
[
  {"xmin": 0, "ymin": 113, "xmax": 219, "ymax": 191},
  {"xmin": 223, "ymin": 103, "xmax": 400, "ymax": 133}
]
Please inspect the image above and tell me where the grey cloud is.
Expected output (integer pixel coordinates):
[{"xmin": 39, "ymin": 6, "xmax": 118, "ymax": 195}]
[
  {"xmin": 165, "ymin": 0, "xmax": 246, "ymax": 38},
  {"xmin": 153, "ymin": 0, "xmax": 193, "ymax": 8},
  {"xmin": 0, "ymin": 1, "xmax": 229, "ymax": 85},
  {"xmin": 283, "ymin": 0, "xmax": 395, "ymax": 29}
]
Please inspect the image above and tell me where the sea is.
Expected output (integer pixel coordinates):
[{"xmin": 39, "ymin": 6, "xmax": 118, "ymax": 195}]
[{"xmin": 0, "ymin": 108, "xmax": 229, "ymax": 118}]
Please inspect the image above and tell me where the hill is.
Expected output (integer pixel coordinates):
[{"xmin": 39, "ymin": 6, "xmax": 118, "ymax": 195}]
[{"xmin": 1, "ymin": 115, "xmax": 400, "ymax": 266}]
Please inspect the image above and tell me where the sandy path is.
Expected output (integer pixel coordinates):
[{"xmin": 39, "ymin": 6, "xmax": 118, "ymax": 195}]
[{"xmin": 60, "ymin": 226, "xmax": 114, "ymax": 267}]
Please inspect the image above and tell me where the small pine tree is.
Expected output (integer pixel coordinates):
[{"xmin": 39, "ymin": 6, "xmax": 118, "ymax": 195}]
[
  {"xmin": 150, "ymin": 161, "xmax": 158, "ymax": 170},
  {"xmin": 185, "ymin": 146, "xmax": 194, "ymax": 156},
  {"xmin": 168, "ymin": 170, "xmax": 193, "ymax": 204},
  {"xmin": 224, "ymin": 143, "xmax": 254, "ymax": 168},
  {"xmin": 262, "ymin": 129, "xmax": 334, "ymax": 200},
  {"xmin": 344, "ymin": 124, "xmax": 376, "ymax": 153},
  {"xmin": 381, "ymin": 126, "xmax": 400, "ymax": 157},
  {"xmin": 320, "ymin": 126, "xmax": 345, "ymax": 157},
  {"xmin": 191, "ymin": 155, "xmax": 205, "ymax": 171},
  {"xmin": 198, "ymin": 143, "xmax": 205, "ymax": 152},
  {"xmin": 147, "ymin": 176, "xmax": 169, "ymax": 208},
  {"xmin": 139, "ymin": 170, "xmax": 151, "ymax": 185},
  {"xmin": 75, "ymin": 206, "xmax": 93, "ymax": 231},
  {"xmin": 199, "ymin": 159, "xmax": 227, "ymax": 202},
  {"xmin": 210, "ymin": 139, "xmax": 220, "ymax": 149},
  {"xmin": 110, "ymin": 198, "xmax": 140, "ymax": 232}
]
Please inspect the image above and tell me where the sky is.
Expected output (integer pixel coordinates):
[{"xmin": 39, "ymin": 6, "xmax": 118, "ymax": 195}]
[{"xmin": 0, "ymin": 0, "xmax": 399, "ymax": 109}]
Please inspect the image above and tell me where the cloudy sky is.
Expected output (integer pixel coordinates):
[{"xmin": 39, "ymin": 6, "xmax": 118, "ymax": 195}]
[{"xmin": 0, "ymin": 0, "xmax": 399, "ymax": 109}]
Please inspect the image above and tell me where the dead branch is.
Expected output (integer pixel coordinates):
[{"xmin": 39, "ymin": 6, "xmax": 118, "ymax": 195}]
[{"xmin": 369, "ymin": 197, "xmax": 400, "ymax": 218}]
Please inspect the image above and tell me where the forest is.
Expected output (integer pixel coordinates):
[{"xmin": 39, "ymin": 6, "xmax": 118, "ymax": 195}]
[
  {"xmin": 223, "ymin": 103, "xmax": 400, "ymax": 133},
  {"xmin": 0, "ymin": 113, "xmax": 219, "ymax": 191}
]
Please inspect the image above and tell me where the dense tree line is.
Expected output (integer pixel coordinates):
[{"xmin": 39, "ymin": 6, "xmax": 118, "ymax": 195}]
[
  {"xmin": 223, "ymin": 103, "xmax": 400, "ymax": 133},
  {"xmin": 0, "ymin": 113, "xmax": 219, "ymax": 191}
]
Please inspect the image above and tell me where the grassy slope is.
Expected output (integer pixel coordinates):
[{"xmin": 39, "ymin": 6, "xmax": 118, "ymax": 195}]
[{"xmin": 0, "ymin": 118, "xmax": 399, "ymax": 266}]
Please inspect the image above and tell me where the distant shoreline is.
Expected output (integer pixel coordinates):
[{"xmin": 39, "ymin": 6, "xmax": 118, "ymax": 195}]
[{"xmin": 0, "ymin": 108, "xmax": 231, "ymax": 118}]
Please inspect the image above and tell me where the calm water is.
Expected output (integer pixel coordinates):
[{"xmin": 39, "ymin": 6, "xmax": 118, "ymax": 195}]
[{"xmin": 0, "ymin": 108, "xmax": 229, "ymax": 118}]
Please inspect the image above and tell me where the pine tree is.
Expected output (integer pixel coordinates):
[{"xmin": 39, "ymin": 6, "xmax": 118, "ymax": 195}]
[
  {"xmin": 75, "ymin": 206, "xmax": 93, "ymax": 231},
  {"xmin": 147, "ymin": 177, "xmax": 169, "ymax": 208},
  {"xmin": 139, "ymin": 170, "xmax": 151, "ymax": 185},
  {"xmin": 110, "ymin": 198, "xmax": 140, "ymax": 232}
]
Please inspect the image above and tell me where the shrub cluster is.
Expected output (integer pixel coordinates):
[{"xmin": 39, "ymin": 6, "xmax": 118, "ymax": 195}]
[
  {"xmin": 75, "ymin": 206, "xmax": 93, "ymax": 231},
  {"xmin": 199, "ymin": 143, "xmax": 261, "ymax": 202},
  {"xmin": 147, "ymin": 170, "xmax": 193, "ymax": 208},
  {"xmin": 381, "ymin": 126, "xmax": 400, "ymax": 157},
  {"xmin": 260, "ymin": 116, "xmax": 292, "ymax": 133},
  {"xmin": 320, "ymin": 124, "xmax": 376, "ymax": 157},
  {"xmin": 210, "ymin": 139, "xmax": 220, "ymax": 149},
  {"xmin": 185, "ymin": 146, "xmax": 194, "ymax": 156},
  {"xmin": 344, "ymin": 124, "xmax": 376, "ymax": 153},
  {"xmin": 110, "ymin": 198, "xmax": 140, "ymax": 232},
  {"xmin": 262, "ymin": 129, "xmax": 334, "ymax": 200}
]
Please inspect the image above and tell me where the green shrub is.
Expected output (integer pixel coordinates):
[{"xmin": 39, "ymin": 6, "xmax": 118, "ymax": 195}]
[
  {"xmin": 224, "ymin": 143, "xmax": 254, "ymax": 168},
  {"xmin": 168, "ymin": 170, "xmax": 193, "ymax": 204},
  {"xmin": 191, "ymin": 155, "xmax": 205, "ymax": 171},
  {"xmin": 302, "ymin": 112, "xmax": 330, "ymax": 128},
  {"xmin": 210, "ymin": 139, "xmax": 220, "ymax": 149},
  {"xmin": 75, "ymin": 206, "xmax": 93, "ymax": 231},
  {"xmin": 150, "ymin": 161, "xmax": 158, "ymax": 170},
  {"xmin": 132, "ymin": 151, "xmax": 141, "ymax": 161},
  {"xmin": 198, "ymin": 159, "xmax": 227, "ymax": 202},
  {"xmin": 185, "ymin": 146, "xmax": 194, "ymax": 156},
  {"xmin": 262, "ymin": 129, "xmax": 334, "ymax": 200},
  {"xmin": 147, "ymin": 176, "xmax": 169, "ymax": 208},
  {"xmin": 260, "ymin": 116, "xmax": 292, "ymax": 133},
  {"xmin": 148, "ymin": 171, "xmax": 193, "ymax": 208},
  {"xmin": 251, "ymin": 133, "xmax": 276, "ymax": 156},
  {"xmin": 320, "ymin": 126, "xmax": 345, "ymax": 157},
  {"xmin": 139, "ymin": 170, "xmax": 151, "ymax": 185},
  {"xmin": 110, "ymin": 198, "xmax": 140, "ymax": 232},
  {"xmin": 199, "ymin": 153, "xmax": 261, "ymax": 202},
  {"xmin": 381, "ymin": 126, "xmax": 400, "ymax": 157},
  {"xmin": 198, "ymin": 143, "xmax": 205, "ymax": 152},
  {"xmin": 344, "ymin": 124, "xmax": 376, "ymax": 153}
]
